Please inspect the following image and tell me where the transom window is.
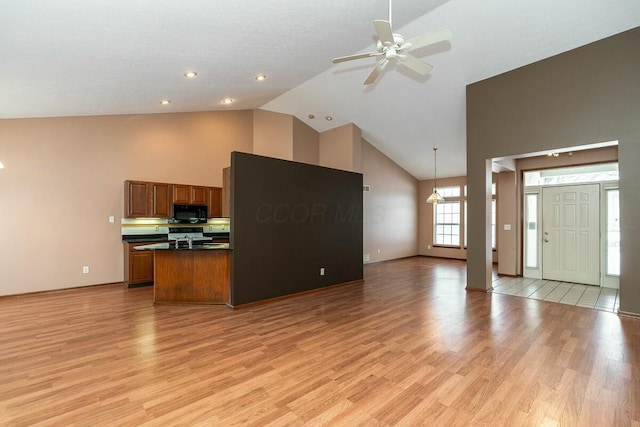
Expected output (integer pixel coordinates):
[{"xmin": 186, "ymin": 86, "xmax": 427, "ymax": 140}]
[{"xmin": 435, "ymin": 186, "xmax": 461, "ymax": 198}]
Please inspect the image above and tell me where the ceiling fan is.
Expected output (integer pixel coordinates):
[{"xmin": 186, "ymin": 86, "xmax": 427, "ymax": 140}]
[{"xmin": 332, "ymin": 0, "xmax": 453, "ymax": 85}]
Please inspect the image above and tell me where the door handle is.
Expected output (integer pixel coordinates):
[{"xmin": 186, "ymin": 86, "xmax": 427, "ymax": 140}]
[{"xmin": 544, "ymin": 238, "xmax": 549, "ymax": 243}]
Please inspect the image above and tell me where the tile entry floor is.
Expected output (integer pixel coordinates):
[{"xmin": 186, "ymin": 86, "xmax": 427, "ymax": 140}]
[{"xmin": 492, "ymin": 276, "xmax": 619, "ymax": 313}]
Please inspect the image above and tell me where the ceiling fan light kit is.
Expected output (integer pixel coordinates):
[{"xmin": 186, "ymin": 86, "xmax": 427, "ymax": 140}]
[{"xmin": 332, "ymin": 0, "xmax": 452, "ymax": 85}]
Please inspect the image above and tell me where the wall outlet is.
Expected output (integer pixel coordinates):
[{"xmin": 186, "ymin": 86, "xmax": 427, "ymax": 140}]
[
  {"xmin": 377, "ymin": 248, "xmax": 381, "ymax": 254},
  {"xmin": 108, "ymin": 216, "xmax": 115, "ymax": 223},
  {"xmin": 320, "ymin": 267, "xmax": 325, "ymax": 276},
  {"xmin": 363, "ymin": 254, "xmax": 370, "ymax": 262},
  {"xmin": 82, "ymin": 266, "xmax": 89, "ymax": 274},
  {"xmin": 427, "ymin": 245, "xmax": 432, "ymax": 250}
]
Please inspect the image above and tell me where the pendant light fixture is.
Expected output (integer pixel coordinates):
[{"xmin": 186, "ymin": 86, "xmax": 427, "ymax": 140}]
[{"xmin": 426, "ymin": 147, "xmax": 444, "ymax": 204}]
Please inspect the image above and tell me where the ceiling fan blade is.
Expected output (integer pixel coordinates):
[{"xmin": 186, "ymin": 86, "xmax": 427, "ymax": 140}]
[
  {"xmin": 332, "ymin": 51, "xmax": 380, "ymax": 64},
  {"xmin": 405, "ymin": 28, "xmax": 453, "ymax": 50},
  {"xmin": 364, "ymin": 59, "xmax": 388, "ymax": 85},
  {"xmin": 374, "ymin": 20, "xmax": 394, "ymax": 45},
  {"xmin": 399, "ymin": 53, "xmax": 433, "ymax": 75}
]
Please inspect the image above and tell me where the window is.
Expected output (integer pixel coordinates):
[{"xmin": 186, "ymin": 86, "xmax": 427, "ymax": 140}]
[
  {"xmin": 606, "ymin": 188, "xmax": 620, "ymax": 276},
  {"xmin": 491, "ymin": 199, "xmax": 496, "ymax": 250},
  {"xmin": 523, "ymin": 163, "xmax": 618, "ymax": 186},
  {"xmin": 436, "ymin": 186, "xmax": 461, "ymax": 198},
  {"xmin": 524, "ymin": 193, "xmax": 538, "ymax": 269},
  {"xmin": 434, "ymin": 202, "xmax": 460, "ymax": 246}
]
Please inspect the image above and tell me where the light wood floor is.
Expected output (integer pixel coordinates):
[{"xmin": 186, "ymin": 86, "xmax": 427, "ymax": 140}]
[{"xmin": 1, "ymin": 256, "xmax": 638, "ymax": 426}]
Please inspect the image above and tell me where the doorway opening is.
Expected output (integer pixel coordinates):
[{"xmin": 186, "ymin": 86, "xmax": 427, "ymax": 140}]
[{"xmin": 522, "ymin": 162, "xmax": 619, "ymax": 289}]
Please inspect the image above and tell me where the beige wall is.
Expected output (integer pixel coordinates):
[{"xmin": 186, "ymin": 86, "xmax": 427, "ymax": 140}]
[
  {"xmin": 362, "ymin": 140, "xmax": 418, "ymax": 263},
  {"xmin": 0, "ymin": 108, "xmax": 420, "ymax": 296},
  {"xmin": 0, "ymin": 111, "xmax": 253, "ymax": 296},
  {"xmin": 497, "ymin": 171, "xmax": 517, "ymax": 275},
  {"xmin": 319, "ymin": 124, "xmax": 361, "ymax": 172},
  {"xmin": 418, "ymin": 175, "xmax": 500, "ymax": 263},
  {"xmin": 292, "ymin": 117, "xmax": 319, "ymax": 165},
  {"xmin": 466, "ymin": 28, "xmax": 640, "ymax": 314},
  {"xmin": 253, "ymin": 109, "xmax": 293, "ymax": 160}
]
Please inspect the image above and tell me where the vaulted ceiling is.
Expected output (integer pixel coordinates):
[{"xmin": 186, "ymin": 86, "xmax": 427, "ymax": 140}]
[{"xmin": 2, "ymin": 0, "xmax": 639, "ymax": 178}]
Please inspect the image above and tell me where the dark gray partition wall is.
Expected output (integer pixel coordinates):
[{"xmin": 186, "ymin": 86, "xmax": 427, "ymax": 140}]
[{"xmin": 229, "ymin": 152, "xmax": 363, "ymax": 306}]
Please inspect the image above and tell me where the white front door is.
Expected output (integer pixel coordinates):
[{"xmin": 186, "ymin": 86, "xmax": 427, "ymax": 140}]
[{"xmin": 542, "ymin": 184, "xmax": 600, "ymax": 285}]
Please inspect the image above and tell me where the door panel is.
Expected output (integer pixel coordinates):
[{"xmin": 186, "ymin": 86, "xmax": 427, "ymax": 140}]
[{"xmin": 542, "ymin": 184, "xmax": 600, "ymax": 285}]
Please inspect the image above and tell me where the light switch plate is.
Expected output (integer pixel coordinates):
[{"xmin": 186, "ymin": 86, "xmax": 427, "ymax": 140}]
[{"xmin": 504, "ymin": 224, "xmax": 511, "ymax": 231}]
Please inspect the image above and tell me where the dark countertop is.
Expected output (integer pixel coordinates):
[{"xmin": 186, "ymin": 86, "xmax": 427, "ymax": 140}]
[
  {"xmin": 123, "ymin": 234, "xmax": 229, "ymax": 243},
  {"xmin": 134, "ymin": 243, "xmax": 231, "ymax": 251},
  {"xmin": 122, "ymin": 234, "xmax": 169, "ymax": 243}
]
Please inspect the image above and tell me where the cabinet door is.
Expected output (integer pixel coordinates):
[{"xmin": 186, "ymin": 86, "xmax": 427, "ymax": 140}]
[
  {"xmin": 125, "ymin": 181, "xmax": 150, "ymax": 217},
  {"xmin": 191, "ymin": 186, "xmax": 208, "ymax": 205},
  {"xmin": 151, "ymin": 183, "xmax": 171, "ymax": 217},
  {"xmin": 208, "ymin": 187, "xmax": 222, "ymax": 218},
  {"xmin": 130, "ymin": 250, "xmax": 154, "ymax": 283},
  {"xmin": 222, "ymin": 167, "xmax": 231, "ymax": 217},
  {"xmin": 172, "ymin": 184, "xmax": 190, "ymax": 204},
  {"xmin": 124, "ymin": 242, "xmax": 155, "ymax": 287}
]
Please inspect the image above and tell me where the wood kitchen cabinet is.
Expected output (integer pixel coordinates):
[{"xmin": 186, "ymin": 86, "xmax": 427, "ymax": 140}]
[
  {"xmin": 172, "ymin": 184, "xmax": 208, "ymax": 205},
  {"xmin": 123, "ymin": 241, "xmax": 155, "ymax": 287},
  {"xmin": 125, "ymin": 181, "xmax": 149, "ymax": 217},
  {"xmin": 222, "ymin": 167, "xmax": 231, "ymax": 217},
  {"xmin": 208, "ymin": 187, "xmax": 222, "ymax": 218},
  {"xmin": 126, "ymin": 180, "xmax": 221, "ymax": 219},
  {"xmin": 151, "ymin": 183, "xmax": 171, "ymax": 217},
  {"xmin": 124, "ymin": 180, "xmax": 171, "ymax": 218}
]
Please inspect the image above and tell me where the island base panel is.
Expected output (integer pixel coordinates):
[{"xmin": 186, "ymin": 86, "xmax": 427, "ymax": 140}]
[{"xmin": 154, "ymin": 250, "xmax": 230, "ymax": 304}]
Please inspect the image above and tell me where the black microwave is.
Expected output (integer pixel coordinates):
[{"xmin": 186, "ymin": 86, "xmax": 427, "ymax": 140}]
[{"xmin": 170, "ymin": 204, "xmax": 208, "ymax": 223}]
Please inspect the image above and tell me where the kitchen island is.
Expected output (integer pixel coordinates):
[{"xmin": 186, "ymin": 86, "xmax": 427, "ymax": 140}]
[{"xmin": 135, "ymin": 243, "xmax": 231, "ymax": 305}]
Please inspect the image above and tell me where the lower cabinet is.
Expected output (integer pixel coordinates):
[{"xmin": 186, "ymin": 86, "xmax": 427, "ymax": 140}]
[{"xmin": 124, "ymin": 242, "xmax": 155, "ymax": 287}]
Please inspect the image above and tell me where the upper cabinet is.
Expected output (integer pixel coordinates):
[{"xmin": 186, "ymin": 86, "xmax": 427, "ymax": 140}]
[
  {"xmin": 222, "ymin": 167, "xmax": 231, "ymax": 218},
  {"xmin": 125, "ymin": 180, "xmax": 222, "ymax": 218},
  {"xmin": 208, "ymin": 187, "xmax": 222, "ymax": 218},
  {"xmin": 151, "ymin": 183, "xmax": 172, "ymax": 217},
  {"xmin": 125, "ymin": 180, "xmax": 171, "ymax": 218},
  {"xmin": 172, "ymin": 184, "xmax": 208, "ymax": 205},
  {"xmin": 125, "ymin": 181, "xmax": 150, "ymax": 217}
]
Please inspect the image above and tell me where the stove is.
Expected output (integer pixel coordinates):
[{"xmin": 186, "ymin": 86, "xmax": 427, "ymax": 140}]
[{"xmin": 168, "ymin": 227, "xmax": 211, "ymax": 248}]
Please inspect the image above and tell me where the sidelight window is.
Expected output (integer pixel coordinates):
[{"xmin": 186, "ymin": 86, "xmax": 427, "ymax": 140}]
[
  {"xmin": 606, "ymin": 188, "xmax": 620, "ymax": 276},
  {"xmin": 524, "ymin": 193, "xmax": 538, "ymax": 269}
]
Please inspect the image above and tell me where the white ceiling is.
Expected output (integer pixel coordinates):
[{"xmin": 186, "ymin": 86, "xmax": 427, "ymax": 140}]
[{"xmin": 2, "ymin": 0, "xmax": 639, "ymax": 179}]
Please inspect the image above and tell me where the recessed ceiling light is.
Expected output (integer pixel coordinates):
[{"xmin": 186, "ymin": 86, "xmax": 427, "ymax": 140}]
[
  {"xmin": 184, "ymin": 71, "xmax": 198, "ymax": 78},
  {"xmin": 160, "ymin": 99, "xmax": 171, "ymax": 105},
  {"xmin": 255, "ymin": 74, "xmax": 267, "ymax": 81},
  {"xmin": 220, "ymin": 98, "xmax": 233, "ymax": 105},
  {"xmin": 325, "ymin": 116, "xmax": 333, "ymax": 121},
  {"xmin": 308, "ymin": 114, "xmax": 315, "ymax": 119}
]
